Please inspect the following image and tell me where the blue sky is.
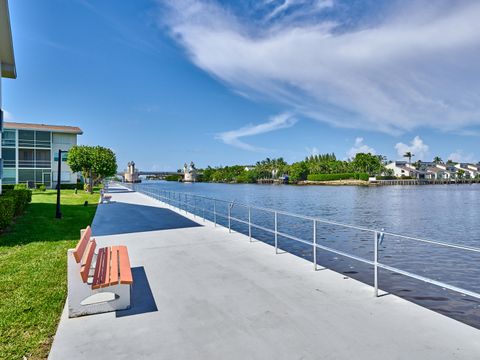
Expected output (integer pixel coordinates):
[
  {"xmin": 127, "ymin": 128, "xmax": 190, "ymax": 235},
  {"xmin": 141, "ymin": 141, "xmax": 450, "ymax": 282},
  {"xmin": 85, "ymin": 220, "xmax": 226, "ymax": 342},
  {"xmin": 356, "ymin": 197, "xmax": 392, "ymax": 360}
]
[{"xmin": 3, "ymin": 0, "xmax": 480, "ymax": 171}]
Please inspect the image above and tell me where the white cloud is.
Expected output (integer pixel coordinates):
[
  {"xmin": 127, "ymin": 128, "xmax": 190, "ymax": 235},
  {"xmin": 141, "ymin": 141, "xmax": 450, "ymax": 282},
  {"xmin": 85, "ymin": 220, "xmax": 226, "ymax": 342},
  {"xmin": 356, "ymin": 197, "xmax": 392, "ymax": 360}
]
[
  {"xmin": 447, "ymin": 150, "xmax": 475, "ymax": 163},
  {"xmin": 159, "ymin": 0, "xmax": 480, "ymax": 134},
  {"xmin": 216, "ymin": 112, "xmax": 297, "ymax": 151},
  {"xmin": 395, "ymin": 136, "xmax": 429, "ymax": 160},
  {"xmin": 347, "ymin": 137, "xmax": 376, "ymax": 158}
]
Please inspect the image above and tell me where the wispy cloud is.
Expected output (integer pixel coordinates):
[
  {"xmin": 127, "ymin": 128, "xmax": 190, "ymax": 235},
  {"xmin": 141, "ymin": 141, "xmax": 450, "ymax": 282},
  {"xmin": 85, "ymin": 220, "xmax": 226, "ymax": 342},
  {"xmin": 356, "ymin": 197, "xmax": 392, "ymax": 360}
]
[
  {"xmin": 158, "ymin": 0, "xmax": 480, "ymax": 134},
  {"xmin": 216, "ymin": 112, "xmax": 297, "ymax": 151},
  {"xmin": 447, "ymin": 150, "xmax": 476, "ymax": 163},
  {"xmin": 395, "ymin": 136, "xmax": 429, "ymax": 160},
  {"xmin": 347, "ymin": 137, "xmax": 376, "ymax": 158}
]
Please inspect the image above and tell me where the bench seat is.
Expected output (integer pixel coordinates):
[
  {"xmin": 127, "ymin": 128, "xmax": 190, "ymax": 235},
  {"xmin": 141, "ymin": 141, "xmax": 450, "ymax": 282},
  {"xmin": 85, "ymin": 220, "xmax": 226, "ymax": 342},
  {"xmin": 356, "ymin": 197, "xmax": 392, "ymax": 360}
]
[{"xmin": 92, "ymin": 246, "xmax": 133, "ymax": 289}]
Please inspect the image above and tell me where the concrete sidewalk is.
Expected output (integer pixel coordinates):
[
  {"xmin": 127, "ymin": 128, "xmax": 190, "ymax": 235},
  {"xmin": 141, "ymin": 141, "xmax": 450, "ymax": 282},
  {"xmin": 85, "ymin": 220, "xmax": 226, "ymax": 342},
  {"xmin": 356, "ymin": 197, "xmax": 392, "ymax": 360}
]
[{"xmin": 49, "ymin": 185, "xmax": 480, "ymax": 359}]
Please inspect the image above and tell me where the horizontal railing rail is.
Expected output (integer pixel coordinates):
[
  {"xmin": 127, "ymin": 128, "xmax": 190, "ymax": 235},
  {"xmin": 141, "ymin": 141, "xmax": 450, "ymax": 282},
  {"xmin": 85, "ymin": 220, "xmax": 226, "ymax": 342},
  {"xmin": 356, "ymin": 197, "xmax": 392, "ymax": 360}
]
[{"xmin": 120, "ymin": 182, "xmax": 480, "ymax": 300}]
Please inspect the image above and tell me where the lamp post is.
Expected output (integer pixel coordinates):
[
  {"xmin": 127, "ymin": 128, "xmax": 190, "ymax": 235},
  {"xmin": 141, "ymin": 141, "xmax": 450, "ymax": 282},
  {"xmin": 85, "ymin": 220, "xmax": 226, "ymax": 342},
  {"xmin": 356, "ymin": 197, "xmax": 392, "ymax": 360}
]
[{"xmin": 55, "ymin": 149, "xmax": 63, "ymax": 219}]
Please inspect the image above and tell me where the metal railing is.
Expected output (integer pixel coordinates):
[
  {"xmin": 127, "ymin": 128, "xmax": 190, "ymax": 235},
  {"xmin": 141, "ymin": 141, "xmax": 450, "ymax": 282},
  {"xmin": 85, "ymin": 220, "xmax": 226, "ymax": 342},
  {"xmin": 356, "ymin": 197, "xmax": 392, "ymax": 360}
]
[{"xmin": 122, "ymin": 182, "xmax": 480, "ymax": 300}]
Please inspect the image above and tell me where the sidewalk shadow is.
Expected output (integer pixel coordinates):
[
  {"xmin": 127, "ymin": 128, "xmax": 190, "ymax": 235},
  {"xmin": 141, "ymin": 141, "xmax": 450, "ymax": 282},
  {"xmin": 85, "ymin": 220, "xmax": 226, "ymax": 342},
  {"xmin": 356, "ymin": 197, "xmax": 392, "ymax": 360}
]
[
  {"xmin": 116, "ymin": 267, "xmax": 158, "ymax": 318},
  {"xmin": 92, "ymin": 202, "xmax": 201, "ymax": 236}
]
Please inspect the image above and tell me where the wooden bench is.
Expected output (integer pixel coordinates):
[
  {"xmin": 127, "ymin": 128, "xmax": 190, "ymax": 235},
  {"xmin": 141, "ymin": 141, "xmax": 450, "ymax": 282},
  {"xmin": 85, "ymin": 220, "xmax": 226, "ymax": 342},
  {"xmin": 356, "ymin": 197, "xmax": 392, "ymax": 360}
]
[
  {"xmin": 100, "ymin": 189, "xmax": 112, "ymax": 203},
  {"xmin": 67, "ymin": 226, "xmax": 133, "ymax": 317}
]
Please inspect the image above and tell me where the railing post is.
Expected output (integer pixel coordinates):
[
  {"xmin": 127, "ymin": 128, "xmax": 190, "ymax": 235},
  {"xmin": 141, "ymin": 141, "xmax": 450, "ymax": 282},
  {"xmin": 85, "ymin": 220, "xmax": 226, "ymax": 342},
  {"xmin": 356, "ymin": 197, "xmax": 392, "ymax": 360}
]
[
  {"xmin": 213, "ymin": 200, "xmax": 217, "ymax": 227},
  {"xmin": 203, "ymin": 200, "xmax": 205, "ymax": 222},
  {"xmin": 374, "ymin": 230, "xmax": 379, "ymax": 297},
  {"xmin": 274, "ymin": 211, "xmax": 278, "ymax": 254},
  {"xmin": 184, "ymin": 194, "xmax": 187, "ymax": 214},
  {"xmin": 313, "ymin": 219, "xmax": 317, "ymax": 271},
  {"xmin": 194, "ymin": 196, "xmax": 196, "ymax": 218},
  {"xmin": 248, "ymin": 206, "xmax": 252, "ymax": 242},
  {"xmin": 228, "ymin": 203, "xmax": 232, "ymax": 233}
]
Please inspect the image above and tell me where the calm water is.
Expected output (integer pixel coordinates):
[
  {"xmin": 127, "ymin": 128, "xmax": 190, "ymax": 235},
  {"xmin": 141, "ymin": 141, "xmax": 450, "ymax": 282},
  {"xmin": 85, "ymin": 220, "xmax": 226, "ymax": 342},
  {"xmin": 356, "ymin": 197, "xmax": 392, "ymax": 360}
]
[{"xmin": 134, "ymin": 181, "xmax": 480, "ymax": 328}]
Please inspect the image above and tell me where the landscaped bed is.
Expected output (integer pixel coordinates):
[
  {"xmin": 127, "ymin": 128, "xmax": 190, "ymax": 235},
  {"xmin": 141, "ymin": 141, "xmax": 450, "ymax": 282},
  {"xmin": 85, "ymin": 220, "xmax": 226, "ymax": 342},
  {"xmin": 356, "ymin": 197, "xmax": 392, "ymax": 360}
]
[{"xmin": 0, "ymin": 189, "xmax": 99, "ymax": 359}]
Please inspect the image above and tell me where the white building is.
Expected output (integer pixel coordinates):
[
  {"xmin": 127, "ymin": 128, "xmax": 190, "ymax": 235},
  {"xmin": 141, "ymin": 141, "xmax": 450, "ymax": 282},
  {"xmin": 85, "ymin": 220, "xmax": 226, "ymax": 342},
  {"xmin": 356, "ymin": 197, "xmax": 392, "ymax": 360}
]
[
  {"xmin": 0, "ymin": 0, "xmax": 16, "ymax": 192},
  {"xmin": 455, "ymin": 163, "xmax": 478, "ymax": 179},
  {"xmin": 385, "ymin": 161, "xmax": 425, "ymax": 179},
  {"xmin": 2, "ymin": 122, "xmax": 83, "ymax": 188}
]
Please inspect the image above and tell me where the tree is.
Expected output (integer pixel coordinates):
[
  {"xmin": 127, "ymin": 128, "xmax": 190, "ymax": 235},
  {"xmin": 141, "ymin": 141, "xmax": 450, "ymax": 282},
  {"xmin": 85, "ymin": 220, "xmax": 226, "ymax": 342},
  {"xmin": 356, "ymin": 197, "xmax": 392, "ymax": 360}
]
[
  {"xmin": 433, "ymin": 156, "xmax": 443, "ymax": 164},
  {"xmin": 350, "ymin": 153, "xmax": 385, "ymax": 175},
  {"xmin": 67, "ymin": 145, "xmax": 117, "ymax": 193},
  {"xmin": 403, "ymin": 152, "xmax": 414, "ymax": 164},
  {"xmin": 289, "ymin": 161, "xmax": 308, "ymax": 182}
]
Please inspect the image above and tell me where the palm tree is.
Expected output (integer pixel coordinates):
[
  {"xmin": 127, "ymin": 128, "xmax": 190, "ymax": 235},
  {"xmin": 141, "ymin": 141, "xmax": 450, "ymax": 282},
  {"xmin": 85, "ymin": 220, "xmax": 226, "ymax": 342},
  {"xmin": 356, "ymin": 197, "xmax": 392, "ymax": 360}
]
[
  {"xmin": 433, "ymin": 156, "xmax": 443, "ymax": 164},
  {"xmin": 403, "ymin": 151, "xmax": 414, "ymax": 164}
]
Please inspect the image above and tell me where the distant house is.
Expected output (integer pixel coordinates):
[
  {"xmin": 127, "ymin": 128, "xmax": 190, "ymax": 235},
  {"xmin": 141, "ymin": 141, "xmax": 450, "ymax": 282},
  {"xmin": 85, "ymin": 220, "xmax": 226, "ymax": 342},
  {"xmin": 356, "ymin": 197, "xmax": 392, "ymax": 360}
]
[
  {"xmin": 425, "ymin": 167, "xmax": 451, "ymax": 180},
  {"xmin": 385, "ymin": 161, "xmax": 425, "ymax": 179},
  {"xmin": 454, "ymin": 163, "xmax": 477, "ymax": 179},
  {"xmin": 244, "ymin": 165, "xmax": 255, "ymax": 171}
]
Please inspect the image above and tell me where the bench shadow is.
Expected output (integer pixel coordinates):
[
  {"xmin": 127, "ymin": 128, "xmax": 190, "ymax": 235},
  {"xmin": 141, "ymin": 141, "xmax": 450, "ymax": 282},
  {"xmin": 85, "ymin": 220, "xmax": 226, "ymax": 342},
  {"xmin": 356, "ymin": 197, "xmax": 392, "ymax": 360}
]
[
  {"xmin": 92, "ymin": 202, "xmax": 202, "ymax": 236},
  {"xmin": 116, "ymin": 266, "xmax": 158, "ymax": 318}
]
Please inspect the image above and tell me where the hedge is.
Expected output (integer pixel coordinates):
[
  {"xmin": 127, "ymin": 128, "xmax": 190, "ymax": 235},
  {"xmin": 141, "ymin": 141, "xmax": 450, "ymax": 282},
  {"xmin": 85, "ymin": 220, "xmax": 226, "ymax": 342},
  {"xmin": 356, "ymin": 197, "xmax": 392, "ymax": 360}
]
[
  {"xmin": 307, "ymin": 173, "xmax": 369, "ymax": 182},
  {"xmin": 0, "ymin": 188, "xmax": 32, "ymax": 230},
  {"xmin": 376, "ymin": 176, "xmax": 396, "ymax": 180},
  {"xmin": 165, "ymin": 174, "xmax": 182, "ymax": 181},
  {"xmin": 4, "ymin": 189, "xmax": 32, "ymax": 216},
  {"xmin": 0, "ymin": 196, "xmax": 15, "ymax": 230}
]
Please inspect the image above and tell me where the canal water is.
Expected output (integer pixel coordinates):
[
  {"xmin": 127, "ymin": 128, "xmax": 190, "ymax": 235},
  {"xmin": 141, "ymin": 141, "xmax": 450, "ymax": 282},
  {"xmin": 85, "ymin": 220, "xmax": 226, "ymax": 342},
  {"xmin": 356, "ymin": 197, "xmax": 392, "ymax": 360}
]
[{"xmin": 134, "ymin": 181, "xmax": 480, "ymax": 328}]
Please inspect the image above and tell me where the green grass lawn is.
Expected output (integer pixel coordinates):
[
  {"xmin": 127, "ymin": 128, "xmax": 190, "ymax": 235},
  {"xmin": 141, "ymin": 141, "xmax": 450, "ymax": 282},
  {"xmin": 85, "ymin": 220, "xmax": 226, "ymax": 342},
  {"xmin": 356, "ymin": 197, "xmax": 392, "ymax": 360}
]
[{"xmin": 0, "ymin": 190, "xmax": 99, "ymax": 359}]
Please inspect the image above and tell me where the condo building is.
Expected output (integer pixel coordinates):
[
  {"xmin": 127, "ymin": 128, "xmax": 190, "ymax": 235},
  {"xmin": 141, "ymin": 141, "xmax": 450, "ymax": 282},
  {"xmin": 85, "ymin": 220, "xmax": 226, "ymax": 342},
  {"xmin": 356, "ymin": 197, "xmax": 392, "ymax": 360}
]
[{"xmin": 2, "ymin": 122, "xmax": 83, "ymax": 188}]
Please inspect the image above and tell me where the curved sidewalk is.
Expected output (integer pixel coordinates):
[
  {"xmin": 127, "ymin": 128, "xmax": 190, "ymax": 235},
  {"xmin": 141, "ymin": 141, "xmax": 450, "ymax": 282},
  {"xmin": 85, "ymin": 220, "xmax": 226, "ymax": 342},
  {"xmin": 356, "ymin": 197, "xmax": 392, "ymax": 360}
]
[{"xmin": 49, "ymin": 185, "xmax": 480, "ymax": 359}]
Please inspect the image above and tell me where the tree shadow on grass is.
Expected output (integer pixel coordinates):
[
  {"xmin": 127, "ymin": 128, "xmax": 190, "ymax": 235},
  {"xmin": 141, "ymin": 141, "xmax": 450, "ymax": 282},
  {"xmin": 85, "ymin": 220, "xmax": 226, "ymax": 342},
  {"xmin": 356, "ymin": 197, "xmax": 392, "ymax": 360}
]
[{"xmin": 0, "ymin": 202, "xmax": 98, "ymax": 247}]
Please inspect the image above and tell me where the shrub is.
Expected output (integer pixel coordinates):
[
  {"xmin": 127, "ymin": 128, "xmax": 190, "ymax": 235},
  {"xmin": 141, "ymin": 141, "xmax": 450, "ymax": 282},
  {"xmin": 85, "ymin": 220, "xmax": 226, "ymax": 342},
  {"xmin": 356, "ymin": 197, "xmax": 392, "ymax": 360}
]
[
  {"xmin": 59, "ymin": 183, "xmax": 83, "ymax": 190},
  {"xmin": 4, "ymin": 189, "xmax": 32, "ymax": 216},
  {"xmin": 37, "ymin": 184, "xmax": 47, "ymax": 192},
  {"xmin": 0, "ymin": 196, "xmax": 15, "ymax": 230},
  {"xmin": 14, "ymin": 184, "xmax": 27, "ymax": 190},
  {"xmin": 2, "ymin": 184, "xmax": 15, "ymax": 191},
  {"xmin": 307, "ymin": 173, "xmax": 369, "ymax": 182},
  {"xmin": 165, "ymin": 174, "xmax": 182, "ymax": 181}
]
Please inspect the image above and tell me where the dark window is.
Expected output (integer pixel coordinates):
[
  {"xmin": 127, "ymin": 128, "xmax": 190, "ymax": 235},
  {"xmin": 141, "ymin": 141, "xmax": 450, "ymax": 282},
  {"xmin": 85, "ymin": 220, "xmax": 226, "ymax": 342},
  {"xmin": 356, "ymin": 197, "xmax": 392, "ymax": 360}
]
[
  {"xmin": 19, "ymin": 149, "xmax": 34, "ymax": 168},
  {"xmin": 2, "ymin": 148, "xmax": 15, "ymax": 168},
  {"xmin": 19, "ymin": 130, "xmax": 34, "ymax": 147},
  {"xmin": 2, "ymin": 129, "xmax": 16, "ymax": 147},
  {"xmin": 35, "ymin": 149, "xmax": 51, "ymax": 168},
  {"xmin": 18, "ymin": 169, "xmax": 35, "ymax": 183},
  {"xmin": 35, "ymin": 131, "xmax": 51, "ymax": 148}
]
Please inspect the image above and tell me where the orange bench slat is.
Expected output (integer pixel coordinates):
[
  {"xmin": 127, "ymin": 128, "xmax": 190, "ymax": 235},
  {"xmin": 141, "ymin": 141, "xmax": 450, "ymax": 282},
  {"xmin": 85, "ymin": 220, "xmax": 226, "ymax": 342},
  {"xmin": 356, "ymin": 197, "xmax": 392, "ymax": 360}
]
[
  {"xmin": 73, "ymin": 226, "xmax": 92, "ymax": 263},
  {"xmin": 109, "ymin": 246, "xmax": 120, "ymax": 286},
  {"xmin": 80, "ymin": 239, "xmax": 96, "ymax": 283},
  {"xmin": 92, "ymin": 247, "xmax": 106, "ymax": 289},
  {"xmin": 118, "ymin": 246, "xmax": 133, "ymax": 284}
]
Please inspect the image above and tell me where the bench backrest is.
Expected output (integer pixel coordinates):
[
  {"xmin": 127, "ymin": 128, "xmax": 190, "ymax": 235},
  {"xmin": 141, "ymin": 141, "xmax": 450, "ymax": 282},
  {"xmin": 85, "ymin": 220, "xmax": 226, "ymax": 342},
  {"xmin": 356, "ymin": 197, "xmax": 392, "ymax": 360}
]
[
  {"xmin": 73, "ymin": 226, "xmax": 92, "ymax": 263},
  {"xmin": 80, "ymin": 239, "xmax": 96, "ymax": 283}
]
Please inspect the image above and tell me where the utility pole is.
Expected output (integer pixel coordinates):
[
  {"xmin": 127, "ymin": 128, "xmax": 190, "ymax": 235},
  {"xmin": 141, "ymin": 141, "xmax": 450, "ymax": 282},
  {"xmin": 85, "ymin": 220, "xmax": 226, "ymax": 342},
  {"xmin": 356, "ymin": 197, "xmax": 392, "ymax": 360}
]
[{"xmin": 55, "ymin": 149, "xmax": 63, "ymax": 219}]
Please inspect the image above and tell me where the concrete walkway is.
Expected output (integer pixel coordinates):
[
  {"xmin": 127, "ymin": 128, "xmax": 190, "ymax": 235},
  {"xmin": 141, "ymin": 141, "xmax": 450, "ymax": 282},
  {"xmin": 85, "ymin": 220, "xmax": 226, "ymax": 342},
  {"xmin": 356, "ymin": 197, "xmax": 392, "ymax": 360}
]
[{"xmin": 49, "ymin": 185, "xmax": 480, "ymax": 359}]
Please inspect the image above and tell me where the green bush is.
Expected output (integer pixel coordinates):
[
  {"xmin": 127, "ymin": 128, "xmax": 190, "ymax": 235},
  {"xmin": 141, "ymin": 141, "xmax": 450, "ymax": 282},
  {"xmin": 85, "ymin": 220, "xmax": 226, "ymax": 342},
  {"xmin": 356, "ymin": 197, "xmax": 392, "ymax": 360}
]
[
  {"xmin": 37, "ymin": 184, "xmax": 47, "ymax": 192},
  {"xmin": 58, "ymin": 183, "xmax": 83, "ymax": 190},
  {"xmin": 0, "ymin": 196, "xmax": 15, "ymax": 230},
  {"xmin": 14, "ymin": 184, "xmax": 28, "ymax": 190},
  {"xmin": 2, "ymin": 184, "xmax": 15, "ymax": 191},
  {"xmin": 4, "ymin": 189, "xmax": 32, "ymax": 216},
  {"xmin": 165, "ymin": 174, "xmax": 182, "ymax": 181},
  {"xmin": 307, "ymin": 173, "xmax": 369, "ymax": 182}
]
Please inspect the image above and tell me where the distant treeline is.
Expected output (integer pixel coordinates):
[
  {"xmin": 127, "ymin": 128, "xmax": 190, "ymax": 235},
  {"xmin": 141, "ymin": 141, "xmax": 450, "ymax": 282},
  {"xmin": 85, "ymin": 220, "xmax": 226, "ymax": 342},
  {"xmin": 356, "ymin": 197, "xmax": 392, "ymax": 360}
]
[{"xmin": 166, "ymin": 153, "xmax": 386, "ymax": 184}]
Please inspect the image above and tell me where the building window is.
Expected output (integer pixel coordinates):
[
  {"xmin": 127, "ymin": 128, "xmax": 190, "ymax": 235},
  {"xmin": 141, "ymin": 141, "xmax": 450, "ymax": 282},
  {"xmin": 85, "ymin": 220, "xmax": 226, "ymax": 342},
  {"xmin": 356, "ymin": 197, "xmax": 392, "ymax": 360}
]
[
  {"xmin": 3, "ymin": 168, "xmax": 16, "ymax": 184},
  {"xmin": 2, "ymin": 129, "xmax": 16, "ymax": 147},
  {"xmin": 35, "ymin": 149, "xmax": 51, "ymax": 168},
  {"xmin": 54, "ymin": 151, "xmax": 68, "ymax": 162},
  {"xmin": 18, "ymin": 130, "xmax": 35, "ymax": 147},
  {"xmin": 35, "ymin": 131, "xmax": 51, "ymax": 148},
  {"xmin": 18, "ymin": 169, "xmax": 35, "ymax": 183},
  {"xmin": 2, "ymin": 148, "xmax": 15, "ymax": 168},
  {"xmin": 19, "ymin": 149, "xmax": 34, "ymax": 168}
]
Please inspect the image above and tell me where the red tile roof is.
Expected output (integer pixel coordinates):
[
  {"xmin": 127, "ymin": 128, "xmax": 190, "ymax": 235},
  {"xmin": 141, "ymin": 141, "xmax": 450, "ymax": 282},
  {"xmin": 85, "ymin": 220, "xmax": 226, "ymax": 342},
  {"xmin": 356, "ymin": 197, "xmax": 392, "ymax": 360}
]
[{"xmin": 4, "ymin": 122, "xmax": 83, "ymax": 134}]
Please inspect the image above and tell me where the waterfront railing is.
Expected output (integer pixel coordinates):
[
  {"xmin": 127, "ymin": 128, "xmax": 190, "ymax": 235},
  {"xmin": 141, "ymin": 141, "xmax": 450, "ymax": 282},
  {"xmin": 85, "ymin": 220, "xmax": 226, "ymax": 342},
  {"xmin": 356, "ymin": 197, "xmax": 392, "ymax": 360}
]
[{"xmin": 120, "ymin": 182, "xmax": 480, "ymax": 301}]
